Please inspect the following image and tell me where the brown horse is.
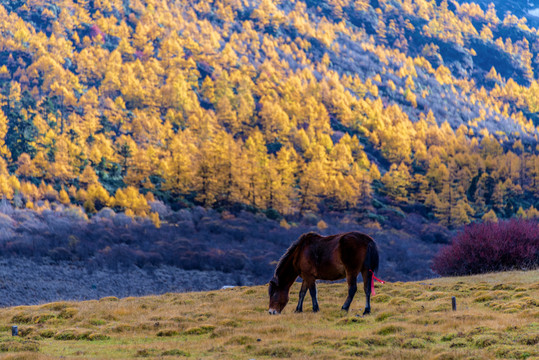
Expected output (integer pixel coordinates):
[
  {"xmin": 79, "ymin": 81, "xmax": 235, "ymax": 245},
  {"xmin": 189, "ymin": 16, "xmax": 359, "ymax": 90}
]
[{"xmin": 268, "ymin": 231, "xmax": 379, "ymax": 315}]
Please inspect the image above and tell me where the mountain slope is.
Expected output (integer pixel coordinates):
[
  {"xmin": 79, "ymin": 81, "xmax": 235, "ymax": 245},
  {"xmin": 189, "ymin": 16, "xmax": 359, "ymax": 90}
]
[{"xmin": 0, "ymin": 0, "xmax": 537, "ymax": 221}]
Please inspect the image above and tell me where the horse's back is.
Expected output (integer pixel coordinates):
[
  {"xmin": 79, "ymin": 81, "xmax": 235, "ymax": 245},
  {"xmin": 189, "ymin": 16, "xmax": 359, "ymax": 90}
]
[
  {"xmin": 297, "ymin": 231, "xmax": 376, "ymax": 280},
  {"xmin": 301, "ymin": 234, "xmax": 345, "ymax": 280}
]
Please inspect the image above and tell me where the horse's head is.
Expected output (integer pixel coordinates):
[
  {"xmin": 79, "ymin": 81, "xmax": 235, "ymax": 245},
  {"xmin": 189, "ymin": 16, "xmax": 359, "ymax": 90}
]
[{"xmin": 268, "ymin": 277, "xmax": 289, "ymax": 315}]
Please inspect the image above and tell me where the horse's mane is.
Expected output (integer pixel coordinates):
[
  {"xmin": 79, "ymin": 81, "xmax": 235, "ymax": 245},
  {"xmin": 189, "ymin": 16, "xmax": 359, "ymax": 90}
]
[{"xmin": 274, "ymin": 232, "xmax": 320, "ymax": 279}]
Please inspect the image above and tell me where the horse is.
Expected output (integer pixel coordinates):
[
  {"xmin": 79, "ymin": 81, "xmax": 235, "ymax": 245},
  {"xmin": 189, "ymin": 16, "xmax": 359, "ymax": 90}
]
[{"xmin": 268, "ymin": 231, "xmax": 379, "ymax": 315}]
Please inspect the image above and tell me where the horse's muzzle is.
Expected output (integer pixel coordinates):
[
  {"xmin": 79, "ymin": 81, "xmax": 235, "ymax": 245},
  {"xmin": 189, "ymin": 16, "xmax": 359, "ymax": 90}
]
[{"xmin": 268, "ymin": 309, "xmax": 280, "ymax": 315}]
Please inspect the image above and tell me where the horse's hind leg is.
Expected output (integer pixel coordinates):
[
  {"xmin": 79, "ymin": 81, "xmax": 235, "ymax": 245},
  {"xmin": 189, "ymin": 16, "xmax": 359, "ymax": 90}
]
[
  {"xmin": 361, "ymin": 269, "xmax": 372, "ymax": 315},
  {"xmin": 341, "ymin": 272, "xmax": 358, "ymax": 311},
  {"xmin": 309, "ymin": 283, "xmax": 319, "ymax": 312}
]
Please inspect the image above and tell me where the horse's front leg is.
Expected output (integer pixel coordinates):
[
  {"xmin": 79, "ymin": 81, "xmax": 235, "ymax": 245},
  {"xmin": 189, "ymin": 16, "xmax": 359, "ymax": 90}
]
[
  {"xmin": 309, "ymin": 283, "xmax": 319, "ymax": 312},
  {"xmin": 295, "ymin": 280, "xmax": 309, "ymax": 313},
  {"xmin": 341, "ymin": 273, "xmax": 358, "ymax": 311}
]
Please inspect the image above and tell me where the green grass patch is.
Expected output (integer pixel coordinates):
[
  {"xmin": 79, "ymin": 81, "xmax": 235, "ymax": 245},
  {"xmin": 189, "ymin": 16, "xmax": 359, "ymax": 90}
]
[
  {"xmin": 156, "ymin": 329, "xmax": 179, "ymax": 337},
  {"xmin": 0, "ymin": 339, "xmax": 40, "ymax": 353},
  {"xmin": 474, "ymin": 335, "xmax": 498, "ymax": 348},
  {"xmin": 89, "ymin": 318, "xmax": 107, "ymax": 326},
  {"xmin": 376, "ymin": 325, "xmax": 404, "ymax": 335},
  {"xmin": 255, "ymin": 345, "xmax": 303, "ymax": 357},
  {"xmin": 58, "ymin": 308, "xmax": 78, "ymax": 319},
  {"xmin": 161, "ymin": 349, "xmax": 190, "ymax": 356},
  {"xmin": 401, "ymin": 338, "xmax": 427, "ymax": 349},
  {"xmin": 39, "ymin": 329, "xmax": 56, "ymax": 338},
  {"xmin": 183, "ymin": 325, "xmax": 215, "ymax": 335},
  {"xmin": 375, "ymin": 311, "xmax": 394, "ymax": 322}
]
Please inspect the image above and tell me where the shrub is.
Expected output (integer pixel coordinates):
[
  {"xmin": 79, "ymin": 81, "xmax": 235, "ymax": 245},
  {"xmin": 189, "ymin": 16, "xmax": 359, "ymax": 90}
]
[
  {"xmin": 161, "ymin": 349, "xmax": 190, "ymax": 356},
  {"xmin": 183, "ymin": 325, "xmax": 215, "ymax": 335},
  {"xmin": 0, "ymin": 340, "xmax": 39, "ymax": 352},
  {"xmin": 87, "ymin": 333, "xmax": 110, "ymax": 341},
  {"xmin": 54, "ymin": 330, "xmax": 78, "ymax": 340},
  {"xmin": 432, "ymin": 219, "xmax": 539, "ymax": 276},
  {"xmin": 402, "ymin": 338, "xmax": 427, "ymax": 349},
  {"xmin": 39, "ymin": 329, "xmax": 56, "ymax": 338},
  {"xmin": 157, "ymin": 329, "xmax": 179, "ymax": 337},
  {"xmin": 58, "ymin": 308, "xmax": 78, "ymax": 319}
]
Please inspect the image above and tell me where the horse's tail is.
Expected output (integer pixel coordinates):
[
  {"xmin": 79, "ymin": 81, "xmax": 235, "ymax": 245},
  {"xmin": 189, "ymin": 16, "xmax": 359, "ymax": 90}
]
[{"xmin": 363, "ymin": 240, "xmax": 379, "ymax": 274}]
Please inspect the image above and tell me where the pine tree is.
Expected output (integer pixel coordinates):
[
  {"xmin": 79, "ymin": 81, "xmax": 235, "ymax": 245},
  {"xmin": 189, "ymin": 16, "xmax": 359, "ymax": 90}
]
[
  {"xmin": 381, "ymin": 163, "xmax": 410, "ymax": 203},
  {"xmin": 482, "ymin": 209, "xmax": 498, "ymax": 222},
  {"xmin": 241, "ymin": 131, "xmax": 270, "ymax": 208},
  {"xmin": 80, "ymin": 165, "xmax": 99, "ymax": 186},
  {"xmin": 0, "ymin": 109, "xmax": 11, "ymax": 160},
  {"xmin": 5, "ymin": 94, "xmax": 38, "ymax": 161},
  {"xmin": 162, "ymin": 132, "xmax": 196, "ymax": 195},
  {"xmin": 269, "ymin": 146, "xmax": 298, "ymax": 214}
]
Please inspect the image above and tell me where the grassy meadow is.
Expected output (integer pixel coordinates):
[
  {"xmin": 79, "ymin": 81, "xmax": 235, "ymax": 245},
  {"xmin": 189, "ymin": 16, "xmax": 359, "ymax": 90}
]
[{"xmin": 0, "ymin": 270, "xmax": 537, "ymax": 360}]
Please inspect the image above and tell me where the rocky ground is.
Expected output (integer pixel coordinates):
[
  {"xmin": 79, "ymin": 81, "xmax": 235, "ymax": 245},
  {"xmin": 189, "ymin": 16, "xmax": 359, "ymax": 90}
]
[{"xmin": 0, "ymin": 258, "xmax": 257, "ymax": 307}]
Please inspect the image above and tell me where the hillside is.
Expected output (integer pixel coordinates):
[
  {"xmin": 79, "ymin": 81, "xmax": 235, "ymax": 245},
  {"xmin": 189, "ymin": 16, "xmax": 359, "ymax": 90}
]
[
  {"xmin": 454, "ymin": 0, "xmax": 539, "ymax": 29},
  {"xmin": 0, "ymin": 270, "xmax": 537, "ymax": 359},
  {"xmin": 1, "ymin": 0, "xmax": 539, "ymax": 302},
  {"xmin": 0, "ymin": 0, "xmax": 538, "ymax": 225}
]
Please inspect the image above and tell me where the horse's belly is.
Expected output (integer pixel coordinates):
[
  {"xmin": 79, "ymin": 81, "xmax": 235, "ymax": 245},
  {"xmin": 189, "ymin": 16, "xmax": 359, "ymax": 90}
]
[
  {"xmin": 318, "ymin": 273, "xmax": 345, "ymax": 281},
  {"xmin": 314, "ymin": 262, "xmax": 346, "ymax": 280}
]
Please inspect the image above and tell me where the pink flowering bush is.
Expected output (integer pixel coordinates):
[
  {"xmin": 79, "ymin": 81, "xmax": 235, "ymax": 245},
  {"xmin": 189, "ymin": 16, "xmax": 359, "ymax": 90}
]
[{"xmin": 432, "ymin": 219, "xmax": 539, "ymax": 276}]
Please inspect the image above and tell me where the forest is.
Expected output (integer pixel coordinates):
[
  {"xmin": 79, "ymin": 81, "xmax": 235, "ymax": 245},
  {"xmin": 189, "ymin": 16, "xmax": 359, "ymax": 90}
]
[
  {"xmin": 0, "ymin": 0, "xmax": 538, "ymax": 225},
  {"xmin": 0, "ymin": 0, "xmax": 538, "ymax": 286}
]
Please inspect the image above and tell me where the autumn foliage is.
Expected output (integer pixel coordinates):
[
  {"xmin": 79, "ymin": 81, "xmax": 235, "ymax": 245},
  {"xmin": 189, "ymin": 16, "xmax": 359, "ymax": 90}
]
[
  {"xmin": 0, "ymin": 0, "xmax": 537, "ymax": 229},
  {"xmin": 432, "ymin": 219, "xmax": 539, "ymax": 275}
]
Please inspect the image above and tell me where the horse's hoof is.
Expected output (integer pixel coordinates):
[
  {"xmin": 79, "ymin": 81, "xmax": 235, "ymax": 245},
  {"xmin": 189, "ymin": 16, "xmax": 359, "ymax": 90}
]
[
  {"xmin": 313, "ymin": 307, "xmax": 320, "ymax": 313},
  {"xmin": 341, "ymin": 307, "xmax": 350, "ymax": 312},
  {"xmin": 362, "ymin": 309, "xmax": 371, "ymax": 315},
  {"xmin": 294, "ymin": 309, "xmax": 303, "ymax": 313}
]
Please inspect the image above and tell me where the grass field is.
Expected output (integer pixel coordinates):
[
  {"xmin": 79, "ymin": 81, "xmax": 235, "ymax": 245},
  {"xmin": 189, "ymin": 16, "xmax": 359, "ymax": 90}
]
[{"xmin": 0, "ymin": 270, "xmax": 537, "ymax": 359}]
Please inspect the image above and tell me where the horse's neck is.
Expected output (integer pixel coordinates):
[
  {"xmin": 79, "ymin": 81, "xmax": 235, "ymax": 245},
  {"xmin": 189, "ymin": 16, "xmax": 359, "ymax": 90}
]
[{"xmin": 276, "ymin": 253, "xmax": 298, "ymax": 289}]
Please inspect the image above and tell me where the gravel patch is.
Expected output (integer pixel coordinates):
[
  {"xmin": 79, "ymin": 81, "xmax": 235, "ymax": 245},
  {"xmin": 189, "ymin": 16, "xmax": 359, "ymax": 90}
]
[{"xmin": 0, "ymin": 258, "xmax": 256, "ymax": 307}]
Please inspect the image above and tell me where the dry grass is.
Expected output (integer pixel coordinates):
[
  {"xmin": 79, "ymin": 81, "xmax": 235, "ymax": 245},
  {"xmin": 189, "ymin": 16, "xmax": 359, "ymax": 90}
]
[{"xmin": 0, "ymin": 270, "xmax": 537, "ymax": 359}]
